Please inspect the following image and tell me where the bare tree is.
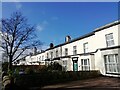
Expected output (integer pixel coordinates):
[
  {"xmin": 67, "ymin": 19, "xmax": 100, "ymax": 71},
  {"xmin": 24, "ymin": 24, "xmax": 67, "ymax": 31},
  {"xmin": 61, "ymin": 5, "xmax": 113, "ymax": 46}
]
[{"xmin": 1, "ymin": 12, "xmax": 42, "ymax": 72}]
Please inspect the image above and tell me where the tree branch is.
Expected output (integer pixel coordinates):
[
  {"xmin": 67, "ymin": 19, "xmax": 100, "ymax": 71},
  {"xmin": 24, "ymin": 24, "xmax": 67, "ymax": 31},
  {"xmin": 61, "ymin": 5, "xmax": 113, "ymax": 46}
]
[{"xmin": 1, "ymin": 11, "xmax": 42, "ymax": 64}]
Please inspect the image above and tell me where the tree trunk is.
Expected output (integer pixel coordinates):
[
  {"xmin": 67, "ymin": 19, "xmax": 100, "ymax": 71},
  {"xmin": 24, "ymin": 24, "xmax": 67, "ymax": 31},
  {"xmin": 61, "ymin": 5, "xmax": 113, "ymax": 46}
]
[
  {"xmin": 8, "ymin": 56, "xmax": 13, "ymax": 75},
  {"xmin": 7, "ymin": 56, "xmax": 15, "ymax": 89}
]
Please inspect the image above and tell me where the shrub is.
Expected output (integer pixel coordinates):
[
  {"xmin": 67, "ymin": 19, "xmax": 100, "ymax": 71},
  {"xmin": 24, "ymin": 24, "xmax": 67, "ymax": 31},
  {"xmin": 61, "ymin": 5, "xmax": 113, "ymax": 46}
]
[
  {"xmin": 45, "ymin": 62, "xmax": 62, "ymax": 71},
  {"xmin": 14, "ymin": 68, "xmax": 20, "ymax": 75},
  {"xmin": 24, "ymin": 67, "xmax": 34, "ymax": 74}
]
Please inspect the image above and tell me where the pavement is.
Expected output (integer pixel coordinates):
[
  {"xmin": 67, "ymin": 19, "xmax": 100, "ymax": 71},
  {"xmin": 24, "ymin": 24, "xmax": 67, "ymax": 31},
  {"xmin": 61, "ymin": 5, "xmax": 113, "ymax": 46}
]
[{"xmin": 41, "ymin": 76, "xmax": 120, "ymax": 90}]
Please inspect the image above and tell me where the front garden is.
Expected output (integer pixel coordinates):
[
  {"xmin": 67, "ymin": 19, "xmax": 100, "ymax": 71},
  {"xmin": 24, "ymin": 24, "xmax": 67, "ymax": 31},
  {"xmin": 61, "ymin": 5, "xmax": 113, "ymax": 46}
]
[
  {"xmin": 14, "ymin": 70, "xmax": 101, "ymax": 89},
  {"xmin": 2, "ymin": 62, "xmax": 101, "ymax": 90}
]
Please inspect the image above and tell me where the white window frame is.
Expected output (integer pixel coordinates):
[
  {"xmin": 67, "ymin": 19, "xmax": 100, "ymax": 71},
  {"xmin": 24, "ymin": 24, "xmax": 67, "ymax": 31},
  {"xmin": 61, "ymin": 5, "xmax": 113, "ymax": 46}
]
[
  {"xmin": 104, "ymin": 54, "xmax": 120, "ymax": 74},
  {"xmin": 73, "ymin": 46, "xmax": 77, "ymax": 55},
  {"xmin": 39, "ymin": 56, "xmax": 41, "ymax": 61},
  {"xmin": 46, "ymin": 53, "xmax": 49, "ymax": 59},
  {"xmin": 65, "ymin": 48, "xmax": 68, "ymax": 56},
  {"xmin": 105, "ymin": 33, "xmax": 114, "ymax": 47},
  {"xmin": 56, "ymin": 50, "xmax": 58, "ymax": 57},
  {"xmin": 60, "ymin": 47, "xmax": 62, "ymax": 56},
  {"xmin": 51, "ymin": 52, "xmax": 53, "ymax": 59},
  {"xmin": 81, "ymin": 59, "xmax": 90, "ymax": 71},
  {"xmin": 83, "ymin": 42, "xmax": 88, "ymax": 53},
  {"xmin": 42, "ymin": 56, "xmax": 44, "ymax": 61}
]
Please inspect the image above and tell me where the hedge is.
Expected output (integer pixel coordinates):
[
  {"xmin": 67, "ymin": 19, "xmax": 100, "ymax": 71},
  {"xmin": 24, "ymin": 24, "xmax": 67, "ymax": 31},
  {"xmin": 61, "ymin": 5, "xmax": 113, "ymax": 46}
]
[{"xmin": 14, "ymin": 70, "xmax": 101, "ymax": 89}]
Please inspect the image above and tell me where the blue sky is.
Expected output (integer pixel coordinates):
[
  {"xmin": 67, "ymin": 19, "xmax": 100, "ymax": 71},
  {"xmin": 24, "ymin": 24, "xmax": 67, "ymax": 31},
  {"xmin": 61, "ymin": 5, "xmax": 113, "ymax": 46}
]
[{"xmin": 2, "ymin": 2, "xmax": 119, "ymax": 49}]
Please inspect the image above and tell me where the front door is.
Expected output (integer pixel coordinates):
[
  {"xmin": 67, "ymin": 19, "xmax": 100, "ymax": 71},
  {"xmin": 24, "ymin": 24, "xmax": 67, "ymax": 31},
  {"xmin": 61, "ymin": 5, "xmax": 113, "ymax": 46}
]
[
  {"xmin": 73, "ymin": 60, "xmax": 78, "ymax": 71},
  {"xmin": 72, "ymin": 57, "xmax": 78, "ymax": 71}
]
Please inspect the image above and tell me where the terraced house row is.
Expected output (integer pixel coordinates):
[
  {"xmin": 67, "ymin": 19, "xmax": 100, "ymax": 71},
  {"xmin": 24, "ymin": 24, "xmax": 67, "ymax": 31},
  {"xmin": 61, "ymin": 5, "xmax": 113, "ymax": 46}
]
[{"xmin": 17, "ymin": 20, "xmax": 120, "ymax": 77}]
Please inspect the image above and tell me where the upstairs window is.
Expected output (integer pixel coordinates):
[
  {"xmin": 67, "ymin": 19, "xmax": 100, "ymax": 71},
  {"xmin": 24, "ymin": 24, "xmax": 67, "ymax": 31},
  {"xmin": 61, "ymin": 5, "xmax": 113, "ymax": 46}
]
[
  {"xmin": 39, "ymin": 56, "xmax": 41, "ymax": 61},
  {"xmin": 51, "ymin": 52, "xmax": 53, "ymax": 59},
  {"xmin": 65, "ymin": 48, "xmax": 68, "ymax": 56},
  {"xmin": 73, "ymin": 46, "xmax": 77, "ymax": 55},
  {"xmin": 42, "ymin": 56, "xmax": 44, "ymax": 61},
  {"xmin": 56, "ymin": 50, "xmax": 58, "ymax": 57},
  {"xmin": 105, "ymin": 33, "xmax": 114, "ymax": 47},
  {"xmin": 47, "ymin": 53, "xmax": 49, "ymax": 59},
  {"xmin": 83, "ymin": 42, "xmax": 88, "ymax": 53},
  {"xmin": 60, "ymin": 47, "xmax": 62, "ymax": 56}
]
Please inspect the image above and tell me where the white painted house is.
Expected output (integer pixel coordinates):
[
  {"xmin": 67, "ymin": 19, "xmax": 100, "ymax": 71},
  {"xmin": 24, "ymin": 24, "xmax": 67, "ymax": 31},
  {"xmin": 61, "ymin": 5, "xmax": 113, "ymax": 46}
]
[{"xmin": 18, "ymin": 20, "xmax": 120, "ymax": 77}]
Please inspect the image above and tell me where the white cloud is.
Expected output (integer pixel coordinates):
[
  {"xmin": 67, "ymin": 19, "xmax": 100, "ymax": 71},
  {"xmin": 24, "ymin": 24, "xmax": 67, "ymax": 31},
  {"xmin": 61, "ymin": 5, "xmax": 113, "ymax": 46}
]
[
  {"xmin": 36, "ymin": 24, "xmax": 44, "ymax": 31},
  {"xmin": 36, "ymin": 20, "xmax": 48, "ymax": 32}
]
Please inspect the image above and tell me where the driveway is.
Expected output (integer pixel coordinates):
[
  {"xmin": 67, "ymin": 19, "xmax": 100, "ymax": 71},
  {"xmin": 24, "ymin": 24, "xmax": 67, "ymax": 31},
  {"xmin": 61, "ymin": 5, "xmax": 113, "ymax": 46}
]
[{"xmin": 41, "ymin": 76, "xmax": 120, "ymax": 90}]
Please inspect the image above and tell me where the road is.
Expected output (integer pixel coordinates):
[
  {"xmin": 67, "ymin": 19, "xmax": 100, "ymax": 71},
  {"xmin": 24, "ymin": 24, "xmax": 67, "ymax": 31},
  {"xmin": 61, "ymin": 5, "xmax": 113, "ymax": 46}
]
[{"xmin": 41, "ymin": 76, "xmax": 120, "ymax": 90}]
